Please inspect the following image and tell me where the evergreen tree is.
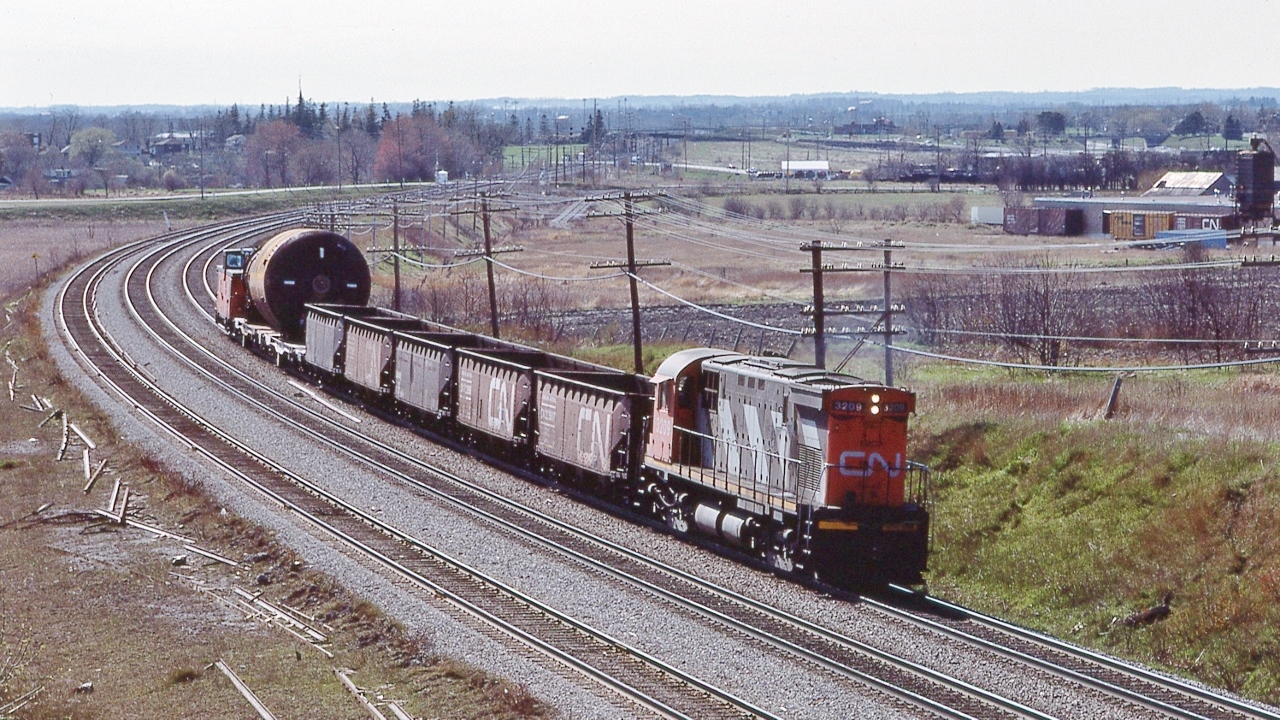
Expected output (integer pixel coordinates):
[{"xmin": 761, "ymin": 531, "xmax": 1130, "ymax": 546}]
[
  {"xmin": 592, "ymin": 108, "xmax": 606, "ymax": 146},
  {"xmin": 1223, "ymin": 114, "xmax": 1244, "ymax": 141}
]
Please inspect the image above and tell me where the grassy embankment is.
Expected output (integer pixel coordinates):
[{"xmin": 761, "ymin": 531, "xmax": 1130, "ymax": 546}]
[{"xmin": 912, "ymin": 366, "xmax": 1280, "ymax": 702}]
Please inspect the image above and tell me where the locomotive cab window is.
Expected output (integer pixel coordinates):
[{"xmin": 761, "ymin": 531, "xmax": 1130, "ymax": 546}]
[{"xmin": 676, "ymin": 376, "xmax": 696, "ymax": 408}]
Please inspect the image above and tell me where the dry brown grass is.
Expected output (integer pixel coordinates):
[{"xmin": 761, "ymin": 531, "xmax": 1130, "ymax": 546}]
[{"xmin": 0, "ymin": 219, "xmax": 177, "ymax": 298}]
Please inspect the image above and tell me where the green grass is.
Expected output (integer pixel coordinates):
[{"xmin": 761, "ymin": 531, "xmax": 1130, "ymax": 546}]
[{"xmin": 919, "ymin": 413, "xmax": 1280, "ymax": 700}]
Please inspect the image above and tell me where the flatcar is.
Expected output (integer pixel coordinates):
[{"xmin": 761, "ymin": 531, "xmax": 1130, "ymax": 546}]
[{"xmin": 216, "ymin": 230, "xmax": 930, "ymax": 587}]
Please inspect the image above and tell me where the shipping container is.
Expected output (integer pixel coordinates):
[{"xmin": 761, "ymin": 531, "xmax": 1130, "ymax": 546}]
[
  {"xmin": 1003, "ymin": 207, "xmax": 1038, "ymax": 235},
  {"xmin": 1037, "ymin": 208, "xmax": 1085, "ymax": 236},
  {"xmin": 1110, "ymin": 211, "xmax": 1175, "ymax": 240},
  {"xmin": 1172, "ymin": 213, "xmax": 1240, "ymax": 232},
  {"xmin": 971, "ymin": 206, "xmax": 1004, "ymax": 225}
]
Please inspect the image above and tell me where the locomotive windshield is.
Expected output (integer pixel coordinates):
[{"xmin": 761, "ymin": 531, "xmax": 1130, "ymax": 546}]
[{"xmin": 224, "ymin": 251, "xmax": 244, "ymax": 269}]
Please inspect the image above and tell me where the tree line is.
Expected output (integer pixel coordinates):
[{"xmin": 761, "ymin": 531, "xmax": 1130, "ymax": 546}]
[{"xmin": 0, "ymin": 93, "xmax": 614, "ymax": 196}]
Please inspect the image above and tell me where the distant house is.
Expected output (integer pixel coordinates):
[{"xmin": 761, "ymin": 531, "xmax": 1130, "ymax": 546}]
[
  {"xmin": 113, "ymin": 139, "xmax": 145, "ymax": 157},
  {"xmin": 224, "ymin": 134, "xmax": 246, "ymax": 153},
  {"xmin": 1143, "ymin": 171, "xmax": 1233, "ymax": 197},
  {"xmin": 151, "ymin": 131, "xmax": 205, "ymax": 155},
  {"xmin": 781, "ymin": 160, "xmax": 831, "ymax": 179}
]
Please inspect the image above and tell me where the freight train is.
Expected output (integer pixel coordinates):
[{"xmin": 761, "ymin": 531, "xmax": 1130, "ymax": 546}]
[{"xmin": 216, "ymin": 227, "xmax": 931, "ymax": 587}]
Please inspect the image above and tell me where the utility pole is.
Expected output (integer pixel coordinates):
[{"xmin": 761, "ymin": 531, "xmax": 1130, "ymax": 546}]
[
  {"xmin": 452, "ymin": 193, "xmax": 521, "ymax": 338},
  {"xmin": 799, "ymin": 239, "xmax": 905, "ymax": 379},
  {"xmin": 808, "ymin": 243, "xmax": 826, "ymax": 368},
  {"xmin": 482, "ymin": 196, "xmax": 498, "ymax": 336},
  {"xmin": 587, "ymin": 191, "xmax": 669, "ymax": 373},
  {"xmin": 883, "ymin": 248, "xmax": 894, "ymax": 385},
  {"xmin": 392, "ymin": 202, "xmax": 401, "ymax": 312}
]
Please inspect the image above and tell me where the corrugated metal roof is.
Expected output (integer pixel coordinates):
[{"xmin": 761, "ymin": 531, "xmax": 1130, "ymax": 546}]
[{"xmin": 1143, "ymin": 171, "xmax": 1229, "ymax": 196}]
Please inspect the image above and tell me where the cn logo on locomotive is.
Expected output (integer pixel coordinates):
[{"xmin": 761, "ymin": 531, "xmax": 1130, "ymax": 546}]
[{"xmin": 837, "ymin": 451, "xmax": 903, "ymax": 478}]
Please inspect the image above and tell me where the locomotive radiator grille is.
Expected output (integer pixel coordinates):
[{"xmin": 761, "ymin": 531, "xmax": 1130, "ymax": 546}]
[{"xmin": 798, "ymin": 445, "xmax": 823, "ymax": 496}]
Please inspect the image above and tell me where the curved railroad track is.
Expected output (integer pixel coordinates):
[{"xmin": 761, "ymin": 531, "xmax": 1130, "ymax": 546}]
[
  {"xmin": 57, "ymin": 215, "xmax": 771, "ymax": 720},
  {"xmin": 50, "ymin": 209, "xmax": 1280, "ymax": 720}
]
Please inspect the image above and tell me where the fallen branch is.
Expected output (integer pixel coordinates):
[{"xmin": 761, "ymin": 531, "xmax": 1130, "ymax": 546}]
[
  {"xmin": 0, "ymin": 685, "xmax": 44, "ymax": 715},
  {"xmin": 0, "ymin": 502, "xmax": 54, "ymax": 529},
  {"xmin": 37, "ymin": 408, "xmax": 61, "ymax": 428},
  {"xmin": 213, "ymin": 660, "xmax": 278, "ymax": 720}
]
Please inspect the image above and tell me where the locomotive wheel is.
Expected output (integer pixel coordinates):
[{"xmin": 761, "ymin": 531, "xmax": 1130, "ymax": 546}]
[
  {"xmin": 766, "ymin": 546, "xmax": 796, "ymax": 573},
  {"xmin": 665, "ymin": 506, "xmax": 691, "ymax": 534}
]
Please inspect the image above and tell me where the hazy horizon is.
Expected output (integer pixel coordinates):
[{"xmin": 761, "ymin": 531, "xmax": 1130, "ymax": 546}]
[{"xmin": 5, "ymin": 0, "xmax": 1279, "ymax": 108}]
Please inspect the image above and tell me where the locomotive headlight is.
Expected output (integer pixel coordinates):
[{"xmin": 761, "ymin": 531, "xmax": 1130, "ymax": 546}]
[
  {"xmin": 871, "ymin": 394, "xmax": 881, "ymax": 403},
  {"xmin": 870, "ymin": 405, "xmax": 880, "ymax": 415}
]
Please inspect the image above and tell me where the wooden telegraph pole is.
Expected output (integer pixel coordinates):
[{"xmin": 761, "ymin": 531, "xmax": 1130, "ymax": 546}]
[
  {"xmin": 799, "ymin": 239, "xmax": 904, "ymax": 382},
  {"xmin": 392, "ymin": 202, "xmax": 401, "ymax": 312},
  {"xmin": 588, "ymin": 191, "xmax": 669, "ymax": 373},
  {"xmin": 452, "ymin": 192, "xmax": 520, "ymax": 338}
]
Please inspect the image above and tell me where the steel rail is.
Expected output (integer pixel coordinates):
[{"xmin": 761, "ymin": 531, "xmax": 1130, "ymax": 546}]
[
  {"xmin": 59, "ymin": 222, "xmax": 764, "ymax": 720},
  {"xmin": 165, "ymin": 236, "xmax": 1014, "ymax": 719},
  {"xmin": 885, "ymin": 587, "xmax": 1280, "ymax": 720}
]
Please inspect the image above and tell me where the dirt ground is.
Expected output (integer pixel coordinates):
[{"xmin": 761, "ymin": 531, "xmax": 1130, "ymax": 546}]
[{"xmin": 0, "ymin": 281, "xmax": 544, "ymax": 718}]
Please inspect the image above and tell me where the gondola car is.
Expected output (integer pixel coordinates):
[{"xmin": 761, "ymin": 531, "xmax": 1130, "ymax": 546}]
[{"xmin": 216, "ymin": 229, "xmax": 930, "ymax": 587}]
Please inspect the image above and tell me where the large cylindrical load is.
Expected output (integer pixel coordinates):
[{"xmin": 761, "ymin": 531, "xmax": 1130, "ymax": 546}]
[{"xmin": 247, "ymin": 228, "xmax": 371, "ymax": 340}]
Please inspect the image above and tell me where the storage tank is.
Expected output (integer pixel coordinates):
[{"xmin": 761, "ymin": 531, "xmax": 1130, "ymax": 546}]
[
  {"xmin": 1236, "ymin": 138, "xmax": 1276, "ymax": 221},
  {"xmin": 246, "ymin": 228, "xmax": 371, "ymax": 340}
]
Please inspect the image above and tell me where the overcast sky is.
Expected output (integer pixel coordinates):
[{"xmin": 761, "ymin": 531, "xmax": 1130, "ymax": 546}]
[{"xmin": 4, "ymin": 0, "xmax": 1278, "ymax": 108}]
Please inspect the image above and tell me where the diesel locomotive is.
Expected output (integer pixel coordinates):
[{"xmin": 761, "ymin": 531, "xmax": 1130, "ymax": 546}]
[{"xmin": 217, "ymin": 227, "xmax": 930, "ymax": 587}]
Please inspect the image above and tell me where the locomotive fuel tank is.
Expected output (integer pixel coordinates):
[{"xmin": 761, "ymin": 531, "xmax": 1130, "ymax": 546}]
[{"xmin": 247, "ymin": 229, "xmax": 371, "ymax": 341}]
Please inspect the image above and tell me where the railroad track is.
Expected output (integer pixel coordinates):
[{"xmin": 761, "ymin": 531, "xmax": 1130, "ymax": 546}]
[
  {"xmin": 58, "ymin": 216, "xmax": 766, "ymax": 720},
  {"xmin": 177, "ymin": 224, "xmax": 1261, "ymax": 719},
  {"xmin": 879, "ymin": 587, "xmax": 1280, "ymax": 720},
  {"xmin": 54, "ymin": 212, "xmax": 1280, "ymax": 720}
]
